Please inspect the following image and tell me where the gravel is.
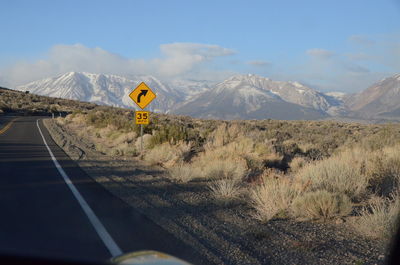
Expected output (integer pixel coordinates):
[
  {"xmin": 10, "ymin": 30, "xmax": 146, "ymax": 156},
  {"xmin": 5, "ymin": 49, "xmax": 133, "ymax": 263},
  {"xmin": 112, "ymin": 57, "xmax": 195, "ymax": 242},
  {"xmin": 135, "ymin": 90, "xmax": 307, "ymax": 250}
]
[{"xmin": 44, "ymin": 119, "xmax": 389, "ymax": 265}]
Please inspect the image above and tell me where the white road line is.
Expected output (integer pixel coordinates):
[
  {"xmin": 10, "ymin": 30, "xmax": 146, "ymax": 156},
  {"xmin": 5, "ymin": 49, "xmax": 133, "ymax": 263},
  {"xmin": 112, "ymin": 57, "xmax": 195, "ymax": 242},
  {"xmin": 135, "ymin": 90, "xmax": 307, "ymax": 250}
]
[{"xmin": 36, "ymin": 119, "xmax": 123, "ymax": 257}]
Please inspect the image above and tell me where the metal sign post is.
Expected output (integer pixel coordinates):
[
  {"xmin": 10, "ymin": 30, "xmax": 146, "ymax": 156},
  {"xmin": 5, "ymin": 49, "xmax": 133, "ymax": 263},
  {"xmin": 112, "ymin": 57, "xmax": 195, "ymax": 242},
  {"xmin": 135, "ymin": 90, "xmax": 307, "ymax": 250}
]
[
  {"xmin": 140, "ymin": 124, "xmax": 143, "ymax": 152},
  {"xmin": 134, "ymin": 111, "xmax": 150, "ymax": 153},
  {"xmin": 129, "ymin": 83, "xmax": 155, "ymax": 153}
]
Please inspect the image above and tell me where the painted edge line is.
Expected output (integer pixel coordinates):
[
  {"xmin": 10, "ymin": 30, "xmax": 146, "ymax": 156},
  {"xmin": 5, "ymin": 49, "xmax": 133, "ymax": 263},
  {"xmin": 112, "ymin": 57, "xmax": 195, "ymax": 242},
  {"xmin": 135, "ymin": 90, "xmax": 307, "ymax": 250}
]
[
  {"xmin": 36, "ymin": 119, "xmax": 123, "ymax": 257},
  {"xmin": 0, "ymin": 117, "xmax": 18, "ymax": 135}
]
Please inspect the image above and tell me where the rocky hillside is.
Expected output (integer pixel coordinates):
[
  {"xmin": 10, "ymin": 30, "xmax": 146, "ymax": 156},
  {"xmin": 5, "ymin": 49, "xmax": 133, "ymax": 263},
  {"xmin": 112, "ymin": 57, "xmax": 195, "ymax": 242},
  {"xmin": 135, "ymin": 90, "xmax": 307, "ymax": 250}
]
[
  {"xmin": 17, "ymin": 72, "xmax": 182, "ymax": 113},
  {"xmin": 345, "ymin": 74, "xmax": 400, "ymax": 119},
  {"xmin": 171, "ymin": 74, "xmax": 331, "ymax": 120}
]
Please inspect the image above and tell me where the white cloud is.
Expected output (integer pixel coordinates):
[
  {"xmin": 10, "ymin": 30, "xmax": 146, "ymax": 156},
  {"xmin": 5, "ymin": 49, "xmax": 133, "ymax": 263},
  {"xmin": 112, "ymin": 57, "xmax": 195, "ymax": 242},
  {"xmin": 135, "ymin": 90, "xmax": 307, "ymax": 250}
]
[
  {"xmin": 247, "ymin": 60, "xmax": 270, "ymax": 67},
  {"xmin": 306, "ymin": 48, "xmax": 335, "ymax": 59},
  {"xmin": 154, "ymin": 43, "xmax": 235, "ymax": 76},
  {"xmin": 349, "ymin": 35, "xmax": 375, "ymax": 46},
  {"xmin": 0, "ymin": 43, "xmax": 236, "ymax": 86},
  {"xmin": 274, "ymin": 47, "xmax": 378, "ymax": 93}
]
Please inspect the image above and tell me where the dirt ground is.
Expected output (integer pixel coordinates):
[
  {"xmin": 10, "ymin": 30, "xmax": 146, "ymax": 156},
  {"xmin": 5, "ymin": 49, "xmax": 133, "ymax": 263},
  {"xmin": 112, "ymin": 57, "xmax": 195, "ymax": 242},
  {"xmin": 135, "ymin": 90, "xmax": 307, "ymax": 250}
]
[{"xmin": 44, "ymin": 118, "xmax": 388, "ymax": 265}]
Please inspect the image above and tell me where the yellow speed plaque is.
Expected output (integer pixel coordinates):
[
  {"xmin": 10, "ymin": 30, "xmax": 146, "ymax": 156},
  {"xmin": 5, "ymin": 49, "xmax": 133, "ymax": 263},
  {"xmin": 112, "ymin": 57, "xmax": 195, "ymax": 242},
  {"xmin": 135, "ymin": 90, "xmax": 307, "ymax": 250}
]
[{"xmin": 135, "ymin": 111, "xmax": 149, "ymax": 125}]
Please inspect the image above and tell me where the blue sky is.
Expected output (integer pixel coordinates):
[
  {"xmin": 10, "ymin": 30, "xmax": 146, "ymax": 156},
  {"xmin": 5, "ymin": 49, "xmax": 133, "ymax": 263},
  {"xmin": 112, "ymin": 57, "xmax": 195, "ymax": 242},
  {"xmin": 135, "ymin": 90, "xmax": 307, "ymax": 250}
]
[{"xmin": 1, "ymin": 0, "xmax": 400, "ymax": 92}]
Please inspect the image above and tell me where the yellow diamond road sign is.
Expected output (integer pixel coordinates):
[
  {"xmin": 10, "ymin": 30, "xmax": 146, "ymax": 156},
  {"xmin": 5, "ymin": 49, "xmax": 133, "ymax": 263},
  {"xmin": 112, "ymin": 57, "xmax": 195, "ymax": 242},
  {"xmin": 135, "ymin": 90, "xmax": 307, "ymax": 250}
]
[{"xmin": 129, "ymin": 82, "xmax": 156, "ymax": 109}]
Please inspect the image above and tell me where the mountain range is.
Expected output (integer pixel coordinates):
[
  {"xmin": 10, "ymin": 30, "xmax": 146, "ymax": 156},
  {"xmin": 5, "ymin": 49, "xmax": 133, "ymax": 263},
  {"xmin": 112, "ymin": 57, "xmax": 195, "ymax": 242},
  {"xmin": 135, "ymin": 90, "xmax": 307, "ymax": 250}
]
[
  {"xmin": 17, "ymin": 72, "xmax": 180, "ymax": 113},
  {"xmin": 15, "ymin": 72, "xmax": 400, "ymax": 121},
  {"xmin": 344, "ymin": 74, "xmax": 400, "ymax": 120}
]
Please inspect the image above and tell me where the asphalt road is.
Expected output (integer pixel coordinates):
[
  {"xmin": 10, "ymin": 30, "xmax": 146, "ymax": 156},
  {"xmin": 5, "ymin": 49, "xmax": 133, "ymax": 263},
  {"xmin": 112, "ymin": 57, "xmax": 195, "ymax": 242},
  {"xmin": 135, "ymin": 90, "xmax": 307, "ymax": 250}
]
[{"xmin": 0, "ymin": 115, "xmax": 204, "ymax": 264}]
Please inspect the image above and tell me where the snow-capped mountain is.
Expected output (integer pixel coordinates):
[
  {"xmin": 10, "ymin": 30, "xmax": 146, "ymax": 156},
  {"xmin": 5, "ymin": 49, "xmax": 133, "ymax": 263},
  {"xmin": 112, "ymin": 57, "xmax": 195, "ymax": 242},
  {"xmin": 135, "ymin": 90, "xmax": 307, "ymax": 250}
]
[
  {"xmin": 345, "ymin": 73, "xmax": 400, "ymax": 119},
  {"xmin": 17, "ymin": 72, "xmax": 182, "ymax": 113},
  {"xmin": 14, "ymin": 71, "xmax": 400, "ymax": 121},
  {"xmin": 16, "ymin": 72, "xmax": 351, "ymax": 120},
  {"xmin": 171, "ymin": 74, "xmax": 329, "ymax": 120},
  {"xmin": 167, "ymin": 79, "xmax": 214, "ymax": 99},
  {"xmin": 219, "ymin": 75, "xmax": 332, "ymax": 112},
  {"xmin": 324, "ymin": 91, "xmax": 347, "ymax": 101}
]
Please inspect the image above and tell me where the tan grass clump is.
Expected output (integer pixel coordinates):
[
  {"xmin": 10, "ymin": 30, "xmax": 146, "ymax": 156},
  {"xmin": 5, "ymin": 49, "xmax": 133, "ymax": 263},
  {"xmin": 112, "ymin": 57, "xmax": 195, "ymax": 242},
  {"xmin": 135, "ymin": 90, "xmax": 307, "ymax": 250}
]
[
  {"xmin": 291, "ymin": 190, "xmax": 352, "ymax": 221},
  {"xmin": 168, "ymin": 163, "xmax": 195, "ymax": 183},
  {"xmin": 289, "ymin": 156, "xmax": 309, "ymax": 173},
  {"xmin": 193, "ymin": 136, "xmax": 279, "ymax": 180},
  {"xmin": 353, "ymin": 193, "xmax": 400, "ymax": 239},
  {"xmin": 112, "ymin": 142, "xmax": 137, "ymax": 156},
  {"xmin": 208, "ymin": 178, "xmax": 241, "ymax": 203},
  {"xmin": 144, "ymin": 141, "xmax": 191, "ymax": 167},
  {"xmin": 365, "ymin": 145, "xmax": 400, "ymax": 196},
  {"xmin": 114, "ymin": 131, "xmax": 137, "ymax": 145},
  {"xmin": 195, "ymin": 158, "xmax": 247, "ymax": 180},
  {"xmin": 250, "ymin": 177, "xmax": 300, "ymax": 222},
  {"xmin": 296, "ymin": 148, "xmax": 369, "ymax": 200},
  {"xmin": 135, "ymin": 134, "xmax": 153, "ymax": 150}
]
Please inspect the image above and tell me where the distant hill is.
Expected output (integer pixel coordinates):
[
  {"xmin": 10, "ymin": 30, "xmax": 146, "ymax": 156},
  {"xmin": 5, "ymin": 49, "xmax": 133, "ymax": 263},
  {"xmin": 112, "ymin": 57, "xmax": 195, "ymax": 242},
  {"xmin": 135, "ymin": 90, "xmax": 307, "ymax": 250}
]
[
  {"xmin": 10, "ymin": 71, "xmax": 400, "ymax": 121},
  {"xmin": 345, "ymin": 73, "xmax": 400, "ymax": 119},
  {"xmin": 17, "ymin": 72, "xmax": 182, "ymax": 113},
  {"xmin": 0, "ymin": 86, "xmax": 99, "ymax": 115},
  {"xmin": 171, "ymin": 74, "xmax": 336, "ymax": 120}
]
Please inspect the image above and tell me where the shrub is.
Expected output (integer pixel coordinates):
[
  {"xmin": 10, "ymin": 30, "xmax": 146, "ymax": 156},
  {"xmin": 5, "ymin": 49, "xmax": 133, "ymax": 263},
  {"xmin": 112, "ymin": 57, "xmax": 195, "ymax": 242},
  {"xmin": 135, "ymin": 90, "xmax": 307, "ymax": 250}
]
[
  {"xmin": 289, "ymin": 156, "xmax": 309, "ymax": 173},
  {"xmin": 296, "ymin": 149, "xmax": 369, "ymax": 200},
  {"xmin": 361, "ymin": 125, "xmax": 400, "ymax": 151},
  {"xmin": 365, "ymin": 145, "xmax": 400, "ymax": 196},
  {"xmin": 149, "ymin": 123, "xmax": 199, "ymax": 147},
  {"xmin": 353, "ymin": 194, "xmax": 400, "ymax": 239},
  {"xmin": 192, "ymin": 156, "xmax": 247, "ymax": 181},
  {"xmin": 144, "ymin": 141, "xmax": 191, "ymax": 167},
  {"xmin": 112, "ymin": 142, "xmax": 137, "ymax": 156},
  {"xmin": 114, "ymin": 131, "xmax": 137, "ymax": 145},
  {"xmin": 250, "ymin": 177, "xmax": 300, "ymax": 222},
  {"xmin": 168, "ymin": 163, "xmax": 195, "ymax": 183},
  {"xmin": 206, "ymin": 123, "xmax": 229, "ymax": 147},
  {"xmin": 291, "ymin": 190, "xmax": 352, "ymax": 221},
  {"xmin": 135, "ymin": 134, "xmax": 153, "ymax": 150},
  {"xmin": 208, "ymin": 178, "xmax": 241, "ymax": 203}
]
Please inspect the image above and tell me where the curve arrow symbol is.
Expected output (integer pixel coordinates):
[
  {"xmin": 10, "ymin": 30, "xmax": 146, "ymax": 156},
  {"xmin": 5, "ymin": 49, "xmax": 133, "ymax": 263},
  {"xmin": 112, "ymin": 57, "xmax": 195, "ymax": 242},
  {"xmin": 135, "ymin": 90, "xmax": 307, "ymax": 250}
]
[{"xmin": 137, "ymin": 89, "xmax": 148, "ymax": 103}]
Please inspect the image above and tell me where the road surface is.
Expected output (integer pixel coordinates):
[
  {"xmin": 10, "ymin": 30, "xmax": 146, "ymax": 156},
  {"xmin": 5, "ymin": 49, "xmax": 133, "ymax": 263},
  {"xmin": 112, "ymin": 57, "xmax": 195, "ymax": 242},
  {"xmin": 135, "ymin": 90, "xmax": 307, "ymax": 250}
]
[{"xmin": 0, "ymin": 115, "xmax": 203, "ymax": 264}]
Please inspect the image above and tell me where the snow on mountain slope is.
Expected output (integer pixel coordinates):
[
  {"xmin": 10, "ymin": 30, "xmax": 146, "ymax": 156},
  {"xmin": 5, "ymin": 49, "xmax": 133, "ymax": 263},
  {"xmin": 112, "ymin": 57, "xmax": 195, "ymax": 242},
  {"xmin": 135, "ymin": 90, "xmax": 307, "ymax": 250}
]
[
  {"xmin": 16, "ymin": 72, "xmax": 365, "ymax": 120},
  {"xmin": 210, "ymin": 74, "xmax": 334, "ymax": 112},
  {"xmin": 167, "ymin": 79, "xmax": 214, "ymax": 99},
  {"xmin": 171, "ymin": 74, "xmax": 328, "ymax": 120},
  {"xmin": 345, "ymin": 73, "xmax": 400, "ymax": 119},
  {"xmin": 324, "ymin": 92, "xmax": 347, "ymax": 101},
  {"xmin": 17, "ymin": 72, "xmax": 181, "ymax": 113}
]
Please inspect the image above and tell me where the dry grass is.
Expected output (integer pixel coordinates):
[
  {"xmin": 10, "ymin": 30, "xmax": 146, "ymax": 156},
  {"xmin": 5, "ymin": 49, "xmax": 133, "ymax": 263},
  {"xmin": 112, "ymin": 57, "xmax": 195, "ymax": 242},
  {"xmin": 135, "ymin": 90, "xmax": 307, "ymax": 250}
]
[
  {"xmin": 197, "ymin": 158, "xmax": 247, "ymax": 180},
  {"xmin": 296, "ymin": 149, "xmax": 369, "ymax": 201},
  {"xmin": 144, "ymin": 141, "xmax": 191, "ymax": 167},
  {"xmin": 208, "ymin": 178, "xmax": 242, "ymax": 203},
  {"xmin": 190, "ymin": 136, "xmax": 280, "ymax": 181},
  {"xmin": 291, "ymin": 190, "xmax": 352, "ymax": 221},
  {"xmin": 168, "ymin": 163, "xmax": 195, "ymax": 183},
  {"xmin": 0, "ymin": 87, "xmax": 97, "ymax": 114},
  {"xmin": 43, "ymin": 106, "xmax": 400, "ymax": 243},
  {"xmin": 353, "ymin": 194, "xmax": 400, "ymax": 239},
  {"xmin": 250, "ymin": 176, "xmax": 300, "ymax": 222},
  {"xmin": 289, "ymin": 156, "xmax": 309, "ymax": 173},
  {"xmin": 365, "ymin": 145, "xmax": 400, "ymax": 196},
  {"xmin": 135, "ymin": 134, "xmax": 153, "ymax": 151},
  {"xmin": 112, "ymin": 142, "xmax": 137, "ymax": 156}
]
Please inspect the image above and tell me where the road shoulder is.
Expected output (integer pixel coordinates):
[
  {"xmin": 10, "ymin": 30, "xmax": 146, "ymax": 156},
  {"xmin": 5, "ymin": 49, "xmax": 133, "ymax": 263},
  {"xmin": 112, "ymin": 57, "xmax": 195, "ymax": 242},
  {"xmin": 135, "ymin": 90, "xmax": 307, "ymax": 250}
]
[{"xmin": 43, "ymin": 118, "xmax": 387, "ymax": 265}]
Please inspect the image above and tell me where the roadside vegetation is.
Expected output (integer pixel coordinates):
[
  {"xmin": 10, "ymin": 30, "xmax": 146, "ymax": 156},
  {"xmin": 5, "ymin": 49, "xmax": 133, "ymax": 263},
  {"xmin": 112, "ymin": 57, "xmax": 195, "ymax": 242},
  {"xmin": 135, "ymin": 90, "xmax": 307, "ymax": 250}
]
[
  {"xmin": 0, "ymin": 87, "xmax": 98, "ymax": 114},
  {"xmin": 3, "ymin": 87, "xmax": 396, "ymax": 262},
  {"xmin": 53, "ymin": 106, "xmax": 400, "ymax": 245}
]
